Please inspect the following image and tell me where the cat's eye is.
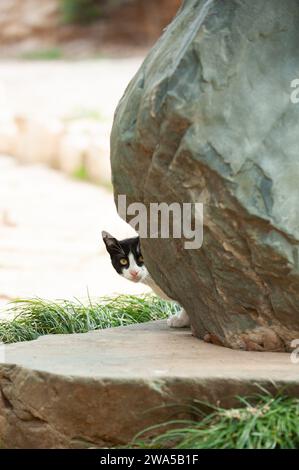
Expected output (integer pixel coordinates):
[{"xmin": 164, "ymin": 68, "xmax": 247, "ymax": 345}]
[
  {"xmin": 138, "ymin": 255, "xmax": 144, "ymax": 263},
  {"xmin": 120, "ymin": 258, "xmax": 128, "ymax": 266}
]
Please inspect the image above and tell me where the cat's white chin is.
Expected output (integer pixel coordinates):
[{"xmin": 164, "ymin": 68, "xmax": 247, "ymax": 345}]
[{"xmin": 122, "ymin": 273, "xmax": 144, "ymax": 283}]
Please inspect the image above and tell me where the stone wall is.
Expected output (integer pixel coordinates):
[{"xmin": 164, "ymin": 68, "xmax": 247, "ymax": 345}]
[
  {"xmin": 0, "ymin": 0, "xmax": 59, "ymax": 44},
  {"xmin": 0, "ymin": 58, "xmax": 143, "ymax": 186},
  {"xmin": 0, "ymin": 0, "xmax": 182, "ymax": 50}
]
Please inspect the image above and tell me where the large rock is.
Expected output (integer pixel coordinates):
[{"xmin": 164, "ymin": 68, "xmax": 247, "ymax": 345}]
[
  {"xmin": 111, "ymin": 0, "xmax": 299, "ymax": 351},
  {"xmin": 0, "ymin": 321, "xmax": 298, "ymax": 448}
]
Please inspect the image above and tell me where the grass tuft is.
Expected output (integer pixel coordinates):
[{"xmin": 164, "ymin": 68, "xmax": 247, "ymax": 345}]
[
  {"xmin": 64, "ymin": 106, "xmax": 105, "ymax": 122},
  {"xmin": 21, "ymin": 48, "xmax": 63, "ymax": 61},
  {"xmin": 60, "ymin": 0, "xmax": 103, "ymax": 25},
  {"xmin": 72, "ymin": 163, "xmax": 89, "ymax": 181},
  {"xmin": 133, "ymin": 394, "xmax": 299, "ymax": 449},
  {"xmin": 0, "ymin": 295, "xmax": 177, "ymax": 344}
]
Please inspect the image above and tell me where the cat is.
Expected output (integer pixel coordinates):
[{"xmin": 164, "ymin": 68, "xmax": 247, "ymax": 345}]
[{"xmin": 102, "ymin": 231, "xmax": 190, "ymax": 328}]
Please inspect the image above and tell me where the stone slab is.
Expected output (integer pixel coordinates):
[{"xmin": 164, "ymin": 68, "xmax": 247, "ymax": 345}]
[{"xmin": 0, "ymin": 320, "xmax": 298, "ymax": 448}]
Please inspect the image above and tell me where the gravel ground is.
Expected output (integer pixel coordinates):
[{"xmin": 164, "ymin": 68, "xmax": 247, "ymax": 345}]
[{"xmin": 0, "ymin": 58, "xmax": 143, "ymax": 120}]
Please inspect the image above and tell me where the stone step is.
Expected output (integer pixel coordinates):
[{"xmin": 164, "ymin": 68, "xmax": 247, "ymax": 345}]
[{"xmin": 0, "ymin": 320, "xmax": 298, "ymax": 448}]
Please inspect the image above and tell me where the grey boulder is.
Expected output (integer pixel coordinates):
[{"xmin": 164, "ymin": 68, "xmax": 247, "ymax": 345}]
[{"xmin": 111, "ymin": 0, "xmax": 299, "ymax": 351}]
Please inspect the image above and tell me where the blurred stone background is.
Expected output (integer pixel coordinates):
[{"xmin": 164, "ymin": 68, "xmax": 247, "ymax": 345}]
[{"xmin": 0, "ymin": 0, "xmax": 181, "ymax": 311}]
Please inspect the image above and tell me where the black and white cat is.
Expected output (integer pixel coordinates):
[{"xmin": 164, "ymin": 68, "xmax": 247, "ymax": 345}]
[{"xmin": 102, "ymin": 231, "xmax": 190, "ymax": 328}]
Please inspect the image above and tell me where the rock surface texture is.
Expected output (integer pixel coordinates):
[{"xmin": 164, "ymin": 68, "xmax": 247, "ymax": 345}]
[
  {"xmin": 0, "ymin": 321, "xmax": 298, "ymax": 448},
  {"xmin": 111, "ymin": 0, "xmax": 299, "ymax": 351}
]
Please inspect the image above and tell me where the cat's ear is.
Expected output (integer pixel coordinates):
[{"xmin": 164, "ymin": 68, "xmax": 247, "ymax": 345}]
[
  {"xmin": 136, "ymin": 237, "xmax": 141, "ymax": 252},
  {"xmin": 102, "ymin": 231, "xmax": 121, "ymax": 253}
]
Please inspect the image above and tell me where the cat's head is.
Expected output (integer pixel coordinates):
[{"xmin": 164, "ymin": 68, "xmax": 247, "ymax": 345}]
[{"xmin": 102, "ymin": 231, "xmax": 148, "ymax": 283}]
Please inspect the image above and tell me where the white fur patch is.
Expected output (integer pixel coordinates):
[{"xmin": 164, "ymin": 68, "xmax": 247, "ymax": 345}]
[
  {"xmin": 167, "ymin": 308, "xmax": 190, "ymax": 328},
  {"xmin": 121, "ymin": 251, "xmax": 148, "ymax": 283},
  {"xmin": 119, "ymin": 250, "xmax": 190, "ymax": 329}
]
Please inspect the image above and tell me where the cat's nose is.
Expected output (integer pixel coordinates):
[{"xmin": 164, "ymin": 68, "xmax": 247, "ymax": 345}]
[{"xmin": 130, "ymin": 270, "xmax": 139, "ymax": 277}]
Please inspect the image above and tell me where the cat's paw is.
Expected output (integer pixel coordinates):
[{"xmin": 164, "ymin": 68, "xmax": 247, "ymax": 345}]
[{"xmin": 167, "ymin": 309, "xmax": 190, "ymax": 328}]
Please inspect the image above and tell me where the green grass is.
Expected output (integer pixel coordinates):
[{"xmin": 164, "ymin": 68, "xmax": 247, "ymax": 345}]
[
  {"xmin": 21, "ymin": 48, "xmax": 63, "ymax": 61},
  {"xmin": 64, "ymin": 107, "xmax": 105, "ymax": 122},
  {"xmin": 60, "ymin": 0, "xmax": 103, "ymax": 24},
  {"xmin": 132, "ymin": 393, "xmax": 299, "ymax": 449},
  {"xmin": 0, "ymin": 295, "xmax": 177, "ymax": 344},
  {"xmin": 72, "ymin": 163, "xmax": 89, "ymax": 181},
  {"xmin": 59, "ymin": 0, "xmax": 126, "ymax": 25},
  {"xmin": 71, "ymin": 162, "xmax": 113, "ymax": 190}
]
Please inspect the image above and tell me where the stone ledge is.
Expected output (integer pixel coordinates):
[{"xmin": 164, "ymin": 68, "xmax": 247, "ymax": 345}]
[{"xmin": 0, "ymin": 320, "xmax": 298, "ymax": 448}]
